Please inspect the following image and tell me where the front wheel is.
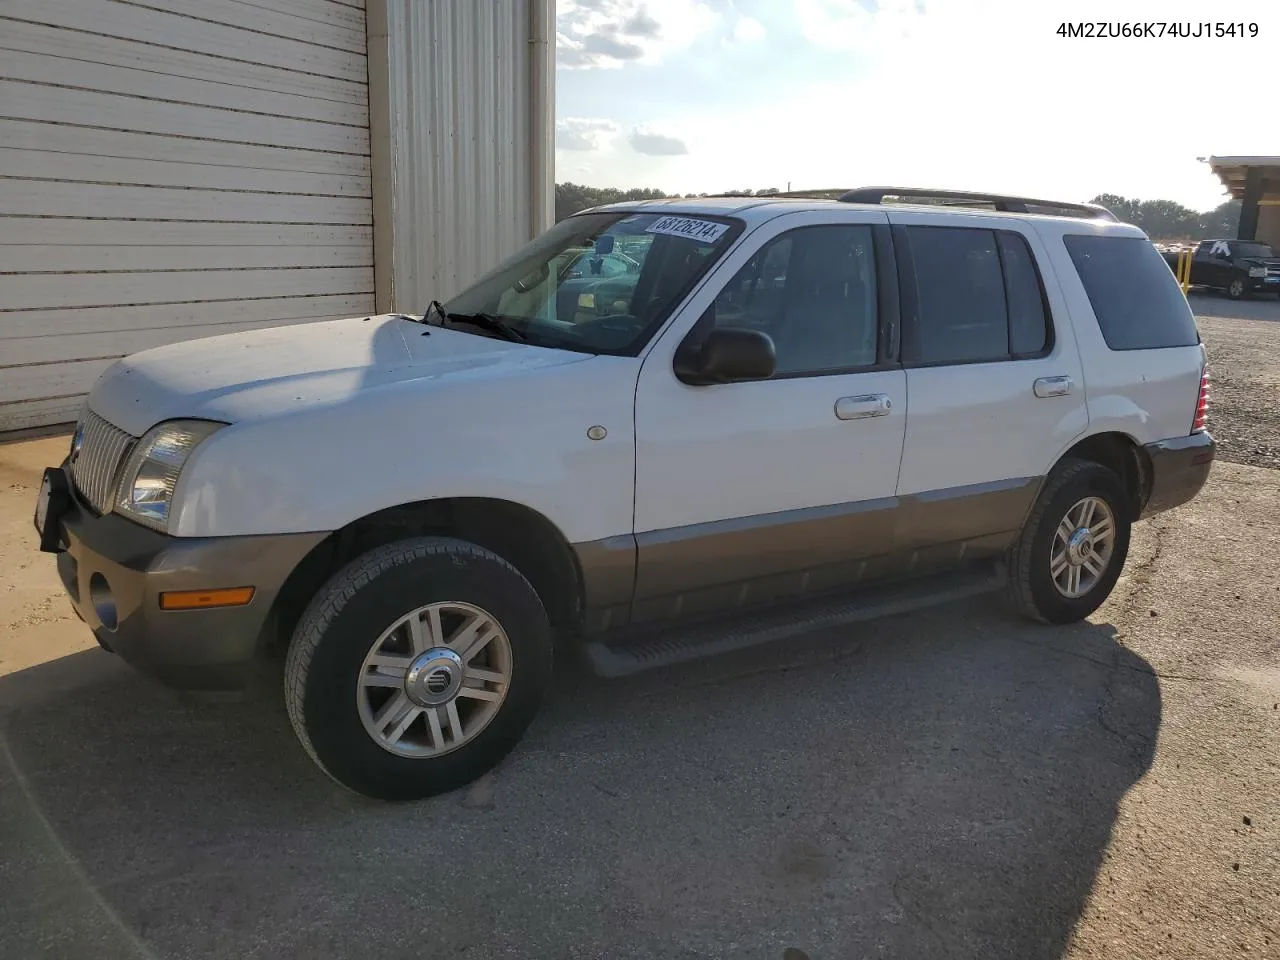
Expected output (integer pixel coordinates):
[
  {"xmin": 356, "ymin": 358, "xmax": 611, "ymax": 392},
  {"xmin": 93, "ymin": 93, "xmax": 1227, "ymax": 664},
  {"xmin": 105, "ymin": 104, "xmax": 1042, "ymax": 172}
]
[
  {"xmin": 1226, "ymin": 276, "xmax": 1248, "ymax": 300},
  {"xmin": 1006, "ymin": 459, "xmax": 1132, "ymax": 624},
  {"xmin": 284, "ymin": 537, "xmax": 553, "ymax": 801}
]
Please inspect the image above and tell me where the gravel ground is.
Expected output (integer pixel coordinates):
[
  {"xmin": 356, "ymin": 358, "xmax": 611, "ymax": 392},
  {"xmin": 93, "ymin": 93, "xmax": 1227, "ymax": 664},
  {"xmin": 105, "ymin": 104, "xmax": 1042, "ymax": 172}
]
[{"xmin": 1193, "ymin": 293, "xmax": 1280, "ymax": 469}]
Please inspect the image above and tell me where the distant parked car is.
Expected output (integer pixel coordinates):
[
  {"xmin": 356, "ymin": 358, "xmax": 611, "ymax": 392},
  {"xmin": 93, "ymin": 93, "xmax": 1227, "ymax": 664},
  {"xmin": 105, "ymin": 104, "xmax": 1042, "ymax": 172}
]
[{"xmin": 1161, "ymin": 239, "xmax": 1280, "ymax": 299}]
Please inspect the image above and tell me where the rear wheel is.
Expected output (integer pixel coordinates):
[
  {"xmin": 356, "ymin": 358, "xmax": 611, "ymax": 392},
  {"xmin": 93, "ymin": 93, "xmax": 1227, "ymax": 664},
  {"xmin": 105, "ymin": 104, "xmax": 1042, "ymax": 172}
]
[
  {"xmin": 1007, "ymin": 459, "xmax": 1131, "ymax": 624},
  {"xmin": 1226, "ymin": 276, "xmax": 1248, "ymax": 300},
  {"xmin": 284, "ymin": 536, "xmax": 553, "ymax": 801}
]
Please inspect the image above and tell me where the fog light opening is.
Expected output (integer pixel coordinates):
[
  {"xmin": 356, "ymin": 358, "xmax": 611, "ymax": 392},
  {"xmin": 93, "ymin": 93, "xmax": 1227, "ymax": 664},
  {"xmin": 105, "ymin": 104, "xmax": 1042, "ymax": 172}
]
[{"xmin": 89, "ymin": 573, "xmax": 118, "ymax": 631}]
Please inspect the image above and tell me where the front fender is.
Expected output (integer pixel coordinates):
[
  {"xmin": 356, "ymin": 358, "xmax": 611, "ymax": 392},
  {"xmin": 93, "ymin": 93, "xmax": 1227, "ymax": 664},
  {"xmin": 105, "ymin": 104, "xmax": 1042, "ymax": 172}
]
[{"xmin": 169, "ymin": 357, "xmax": 640, "ymax": 545}]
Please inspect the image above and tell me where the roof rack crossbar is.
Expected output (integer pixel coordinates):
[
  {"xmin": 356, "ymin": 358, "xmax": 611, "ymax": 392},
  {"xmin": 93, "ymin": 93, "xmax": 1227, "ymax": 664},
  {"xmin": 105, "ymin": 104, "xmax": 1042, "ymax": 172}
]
[{"xmin": 837, "ymin": 187, "xmax": 1119, "ymax": 222}]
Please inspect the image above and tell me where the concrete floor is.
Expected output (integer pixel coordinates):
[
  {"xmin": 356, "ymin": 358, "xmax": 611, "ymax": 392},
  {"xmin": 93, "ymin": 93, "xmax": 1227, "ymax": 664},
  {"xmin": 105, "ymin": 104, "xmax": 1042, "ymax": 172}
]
[{"xmin": 2, "ymin": 431, "xmax": 1277, "ymax": 959}]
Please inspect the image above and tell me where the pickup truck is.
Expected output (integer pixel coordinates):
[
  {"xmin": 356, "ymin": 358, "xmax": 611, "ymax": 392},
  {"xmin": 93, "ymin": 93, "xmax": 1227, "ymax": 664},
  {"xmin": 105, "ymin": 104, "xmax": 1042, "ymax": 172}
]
[{"xmin": 1162, "ymin": 239, "xmax": 1280, "ymax": 299}]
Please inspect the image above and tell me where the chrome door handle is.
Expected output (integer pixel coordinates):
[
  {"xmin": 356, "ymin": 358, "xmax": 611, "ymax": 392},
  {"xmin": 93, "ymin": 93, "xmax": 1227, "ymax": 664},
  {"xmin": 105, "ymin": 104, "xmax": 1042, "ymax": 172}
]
[
  {"xmin": 835, "ymin": 394, "xmax": 892, "ymax": 420},
  {"xmin": 1033, "ymin": 376, "xmax": 1073, "ymax": 398}
]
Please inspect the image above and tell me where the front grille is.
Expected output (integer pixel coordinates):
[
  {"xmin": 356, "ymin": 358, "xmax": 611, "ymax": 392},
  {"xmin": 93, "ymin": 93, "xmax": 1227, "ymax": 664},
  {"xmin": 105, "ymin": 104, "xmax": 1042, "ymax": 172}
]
[{"xmin": 69, "ymin": 411, "xmax": 137, "ymax": 515}]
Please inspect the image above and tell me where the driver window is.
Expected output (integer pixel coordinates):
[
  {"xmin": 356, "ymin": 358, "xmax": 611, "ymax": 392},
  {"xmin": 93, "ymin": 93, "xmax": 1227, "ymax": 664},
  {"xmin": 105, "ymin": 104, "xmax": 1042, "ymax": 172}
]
[{"xmin": 709, "ymin": 225, "xmax": 878, "ymax": 376}]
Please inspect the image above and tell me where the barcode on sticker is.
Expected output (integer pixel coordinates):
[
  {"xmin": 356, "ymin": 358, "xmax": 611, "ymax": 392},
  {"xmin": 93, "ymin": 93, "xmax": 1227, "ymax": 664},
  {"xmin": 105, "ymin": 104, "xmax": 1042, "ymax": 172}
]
[{"xmin": 645, "ymin": 216, "xmax": 730, "ymax": 243}]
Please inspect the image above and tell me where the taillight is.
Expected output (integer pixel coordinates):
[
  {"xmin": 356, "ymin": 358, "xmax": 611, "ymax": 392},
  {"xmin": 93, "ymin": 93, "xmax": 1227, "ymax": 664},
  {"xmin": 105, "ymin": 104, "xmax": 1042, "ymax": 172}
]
[{"xmin": 1192, "ymin": 366, "xmax": 1210, "ymax": 433}]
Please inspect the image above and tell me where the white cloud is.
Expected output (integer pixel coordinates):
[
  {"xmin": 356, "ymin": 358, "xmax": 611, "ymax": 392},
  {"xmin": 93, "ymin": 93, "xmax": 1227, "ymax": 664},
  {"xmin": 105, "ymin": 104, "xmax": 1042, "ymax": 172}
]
[
  {"xmin": 731, "ymin": 16, "xmax": 766, "ymax": 43},
  {"xmin": 629, "ymin": 125, "xmax": 689, "ymax": 156},
  {"xmin": 793, "ymin": 0, "xmax": 927, "ymax": 52},
  {"xmin": 558, "ymin": 0, "xmax": 717, "ymax": 69},
  {"xmin": 558, "ymin": 0, "xmax": 1275, "ymax": 209},
  {"xmin": 556, "ymin": 117, "xmax": 619, "ymax": 151}
]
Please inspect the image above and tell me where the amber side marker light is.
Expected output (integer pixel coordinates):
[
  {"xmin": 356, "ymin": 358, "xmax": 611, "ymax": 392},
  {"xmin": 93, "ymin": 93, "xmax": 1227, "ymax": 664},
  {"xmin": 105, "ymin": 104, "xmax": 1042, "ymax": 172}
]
[{"xmin": 159, "ymin": 587, "xmax": 255, "ymax": 610}]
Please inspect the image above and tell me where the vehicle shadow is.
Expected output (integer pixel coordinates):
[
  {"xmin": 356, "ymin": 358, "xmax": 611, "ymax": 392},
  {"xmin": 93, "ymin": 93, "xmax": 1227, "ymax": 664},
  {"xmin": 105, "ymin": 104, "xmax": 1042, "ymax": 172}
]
[{"xmin": 0, "ymin": 597, "xmax": 1159, "ymax": 960}]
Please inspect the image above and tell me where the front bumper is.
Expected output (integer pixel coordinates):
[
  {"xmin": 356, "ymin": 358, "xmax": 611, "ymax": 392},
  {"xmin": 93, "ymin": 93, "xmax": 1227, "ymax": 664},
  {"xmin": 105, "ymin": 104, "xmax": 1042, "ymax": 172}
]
[
  {"xmin": 49, "ymin": 470, "xmax": 326, "ymax": 691},
  {"xmin": 1141, "ymin": 432, "xmax": 1216, "ymax": 519}
]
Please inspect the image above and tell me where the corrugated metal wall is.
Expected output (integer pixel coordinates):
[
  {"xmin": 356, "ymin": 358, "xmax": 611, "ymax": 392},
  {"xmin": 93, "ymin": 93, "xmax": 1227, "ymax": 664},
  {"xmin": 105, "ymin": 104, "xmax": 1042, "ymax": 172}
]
[
  {"xmin": 367, "ymin": 0, "xmax": 554, "ymax": 310},
  {"xmin": 0, "ymin": 0, "xmax": 374, "ymax": 432}
]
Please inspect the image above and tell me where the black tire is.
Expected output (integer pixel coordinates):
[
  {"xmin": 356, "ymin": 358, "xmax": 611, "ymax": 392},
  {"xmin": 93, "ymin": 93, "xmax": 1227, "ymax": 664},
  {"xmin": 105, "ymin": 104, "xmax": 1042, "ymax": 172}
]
[
  {"xmin": 1226, "ymin": 275, "xmax": 1248, "ymax": 300},
  {"xmin": 284, "ymin": 536, "xmax": 553, "ymax": 801},
  {"xmin": 1006, "ymin": 458, "xmax": 1132, "ymax": 624}
]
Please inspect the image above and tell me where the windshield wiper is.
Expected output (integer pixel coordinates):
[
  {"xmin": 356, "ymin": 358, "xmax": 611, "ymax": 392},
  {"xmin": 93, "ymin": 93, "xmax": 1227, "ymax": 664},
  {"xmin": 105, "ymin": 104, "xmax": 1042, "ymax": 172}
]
[{"xmin": 439, "ymin": 311, "xmax": 528, "ymax": 343}]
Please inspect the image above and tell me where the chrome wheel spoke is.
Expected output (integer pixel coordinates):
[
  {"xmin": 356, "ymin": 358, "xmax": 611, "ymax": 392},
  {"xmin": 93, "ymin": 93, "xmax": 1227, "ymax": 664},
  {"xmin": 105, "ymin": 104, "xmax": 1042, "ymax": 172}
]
[
  {"xmin": 362, "ymin": 654, "xmax": 411, "ymax": 689},
  {"xmin": 361, "ymin": 671, "xmax": 405, "ymax": 689},
  {"xmin": 1079, "ymin": 498, "xmax": 1096, "ymax": 528},
  {"xmin": 457, "ymin": 685, "xmax": 504, "ymax": 703},
  {"xmin": 1083, "ymin": 554, "xmax": 1105, "ymax": 577},
  {"xmin": 1056, "ymin": 517, "xmax": 1075, "ymax": 543},
  {"xmin": 449, "ymin": 614, "xmax": 499, "ymax": 663},
  {"xmin": 406, "ymin": 612, "xmax": 428, "ymax": 653},
  {"xmin": 373, "ymin": 693, "xmax": 418, "ymax": 742},
  {"xmin": 1067, "ymin": 565, "xmax": 1082, "ymax": 595},
  {"xmin": 1050, "ymin": 551, "xmax": 1070, "ymax": 577},
  {"xmin": 386, "ymin": 705, "xmax": 422, "ymax": 743},
  {"xmin": 464, "ymin": 665, "xmax": 505, "ymax": 685},
  {"xmin": 426, "ymin": 705, "xmax": 446, "ymax": 748},
  {"xmin": 424, "ymin": 605, "xmax": 445, "ymax": 647},
  {"xmin": 445, "ymin": 701, "xmax": 464, "ymax": 742}
]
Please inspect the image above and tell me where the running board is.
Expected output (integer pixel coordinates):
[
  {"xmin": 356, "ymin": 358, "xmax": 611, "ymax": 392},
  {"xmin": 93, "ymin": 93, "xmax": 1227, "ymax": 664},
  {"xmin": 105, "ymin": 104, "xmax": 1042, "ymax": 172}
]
[{"xmin": 584, "ymin": 562, "xmax": 1006, "ymax": 678}]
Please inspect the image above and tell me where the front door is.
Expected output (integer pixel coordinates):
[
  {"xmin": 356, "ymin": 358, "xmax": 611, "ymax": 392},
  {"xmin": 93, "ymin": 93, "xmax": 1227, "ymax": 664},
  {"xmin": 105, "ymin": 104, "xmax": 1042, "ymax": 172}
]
[{"xmin": 631, "ymin": 210, "xmax": 907, "ymax": 624}]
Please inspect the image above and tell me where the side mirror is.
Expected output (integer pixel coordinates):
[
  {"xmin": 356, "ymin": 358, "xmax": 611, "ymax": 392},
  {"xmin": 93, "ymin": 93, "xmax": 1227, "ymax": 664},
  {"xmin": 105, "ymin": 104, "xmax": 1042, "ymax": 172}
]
[{"xmin": 674, "ymin": 327, "xmax": 776, "ymax": 385}]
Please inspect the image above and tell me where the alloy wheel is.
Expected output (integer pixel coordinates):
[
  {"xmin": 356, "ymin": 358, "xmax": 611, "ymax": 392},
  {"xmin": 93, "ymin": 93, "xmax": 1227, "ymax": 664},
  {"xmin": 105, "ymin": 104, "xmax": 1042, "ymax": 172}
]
[
  {"xmin": 355, "ymin": 601, "xmax": 512, "ymax": 758},
  {"xmin": 1049, "ymin": 496, "xmax": 1116, "ymax": 599}
]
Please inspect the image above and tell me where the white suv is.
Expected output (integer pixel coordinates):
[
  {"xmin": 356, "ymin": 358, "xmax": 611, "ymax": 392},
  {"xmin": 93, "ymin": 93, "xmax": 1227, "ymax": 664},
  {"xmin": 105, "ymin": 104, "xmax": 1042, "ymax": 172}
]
[{"xmin": 34, "ymin": 187, "xmax": 1215, "ymax": 801}]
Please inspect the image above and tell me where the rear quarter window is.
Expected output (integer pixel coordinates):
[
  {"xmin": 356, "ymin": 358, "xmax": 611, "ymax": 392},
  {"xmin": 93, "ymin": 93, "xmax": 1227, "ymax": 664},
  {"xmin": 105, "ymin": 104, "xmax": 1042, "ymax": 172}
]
[{"xmin": 1063, "ymin": 235, "xmax": 1200, "ymax": 350}]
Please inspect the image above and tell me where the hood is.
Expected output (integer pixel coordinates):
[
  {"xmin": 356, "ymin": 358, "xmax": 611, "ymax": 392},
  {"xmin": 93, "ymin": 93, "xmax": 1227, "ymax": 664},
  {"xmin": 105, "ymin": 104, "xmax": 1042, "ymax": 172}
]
[
  {"xmin": 1239, "ymin": 257, "xmax": 1280, "ymax": 268},
  {"xmin": 88, "ymin": 314, "xmax": 592, "ymax": 436}
]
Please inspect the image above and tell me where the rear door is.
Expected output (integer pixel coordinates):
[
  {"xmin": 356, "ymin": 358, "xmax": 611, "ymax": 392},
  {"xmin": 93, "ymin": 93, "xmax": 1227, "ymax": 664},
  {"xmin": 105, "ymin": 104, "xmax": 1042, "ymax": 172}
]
[{"xmin": 887, "ymin": 212, "xmax": 1088, "ymax": 566}]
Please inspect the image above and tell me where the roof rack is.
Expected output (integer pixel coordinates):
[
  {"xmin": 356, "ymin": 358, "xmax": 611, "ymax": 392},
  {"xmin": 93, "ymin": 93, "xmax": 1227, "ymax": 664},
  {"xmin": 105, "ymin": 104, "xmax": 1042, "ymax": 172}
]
[{"xmin": 837, "ymin": 187, "xmax": 1119, "ymax": 222}]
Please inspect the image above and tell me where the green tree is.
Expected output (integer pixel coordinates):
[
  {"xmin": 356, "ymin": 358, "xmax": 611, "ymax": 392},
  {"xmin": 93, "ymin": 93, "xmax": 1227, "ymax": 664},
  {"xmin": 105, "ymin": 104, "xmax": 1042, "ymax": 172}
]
[{"xmin": 1089, "ymin": 194, "xmax": 1240, "ymax": 242}]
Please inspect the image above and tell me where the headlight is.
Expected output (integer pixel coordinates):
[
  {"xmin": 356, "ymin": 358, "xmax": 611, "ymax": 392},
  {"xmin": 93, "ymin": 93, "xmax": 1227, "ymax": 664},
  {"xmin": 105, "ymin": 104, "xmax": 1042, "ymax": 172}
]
[
  {"xmin": 115, "ymin": 419, "xmax": 225, "ymax": 531},
  {"xmin": 1249, "ymin": 266, "xmax": 1267, "ymax": 278}
]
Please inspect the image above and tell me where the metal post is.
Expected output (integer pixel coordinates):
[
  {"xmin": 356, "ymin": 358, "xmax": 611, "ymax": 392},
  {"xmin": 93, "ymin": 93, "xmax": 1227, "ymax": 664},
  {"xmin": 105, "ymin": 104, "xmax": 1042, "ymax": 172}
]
[{"xmin": 1238, "ymin": 167, "xmax": 1263, "ymax": 241}]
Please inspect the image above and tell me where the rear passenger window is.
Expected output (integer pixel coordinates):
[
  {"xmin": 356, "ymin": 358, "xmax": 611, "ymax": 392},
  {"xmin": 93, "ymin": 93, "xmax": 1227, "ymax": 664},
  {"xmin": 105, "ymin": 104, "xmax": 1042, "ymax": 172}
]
[
  {"xmin": 999, "ymin": 233, "xmax": 1050, "ymax": 356},
  {"xmin": 1063, "ymin": 235, "xmax": 1200, "ymax": 350},
  {"xmin": 899, "ymin": 226, "xmax": 1052, "ymax": 365}
]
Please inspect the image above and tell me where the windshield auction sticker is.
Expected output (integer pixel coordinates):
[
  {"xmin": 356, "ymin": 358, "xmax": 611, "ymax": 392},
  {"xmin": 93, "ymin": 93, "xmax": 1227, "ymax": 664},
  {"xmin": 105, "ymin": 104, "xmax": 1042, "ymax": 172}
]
[{"xmin": 645, "ymin": 216, "xmax": 730, "ymax": 244}]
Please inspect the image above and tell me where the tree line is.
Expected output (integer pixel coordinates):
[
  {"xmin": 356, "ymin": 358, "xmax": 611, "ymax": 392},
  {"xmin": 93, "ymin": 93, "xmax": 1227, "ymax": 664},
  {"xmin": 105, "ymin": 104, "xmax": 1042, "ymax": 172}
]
[
  {"xmin": 1088, "ymin": 194, "xmax": 1239, "ymax": 242},
  {"xmin": 554, "ymin": 183, "xmax": 1240, "ymax": 242}
]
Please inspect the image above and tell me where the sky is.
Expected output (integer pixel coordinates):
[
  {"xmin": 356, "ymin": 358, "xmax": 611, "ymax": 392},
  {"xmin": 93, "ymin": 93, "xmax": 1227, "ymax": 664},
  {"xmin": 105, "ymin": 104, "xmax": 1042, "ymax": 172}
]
[{"xmin": 554, "ymin": 0, "xmax": 1278, "ymax": 211}]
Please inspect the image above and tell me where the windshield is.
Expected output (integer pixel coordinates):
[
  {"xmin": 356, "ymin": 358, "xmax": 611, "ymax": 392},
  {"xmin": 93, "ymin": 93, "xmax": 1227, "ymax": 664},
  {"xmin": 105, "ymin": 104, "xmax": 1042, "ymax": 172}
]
[
  {"xmin": 1233, "ymin": 242, "xmax": 1276, "ymax": 259},
  {"xmin": 442, "ymin": 211, "xmax": 742, "ymax": 355}
]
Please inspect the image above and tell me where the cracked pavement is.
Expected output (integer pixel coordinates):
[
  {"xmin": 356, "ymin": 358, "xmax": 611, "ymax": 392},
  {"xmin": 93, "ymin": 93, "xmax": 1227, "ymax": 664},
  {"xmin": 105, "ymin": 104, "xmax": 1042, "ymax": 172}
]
[{"xmin": 2, "ymin": 299, "xmax": 1279, "ymax": 959}]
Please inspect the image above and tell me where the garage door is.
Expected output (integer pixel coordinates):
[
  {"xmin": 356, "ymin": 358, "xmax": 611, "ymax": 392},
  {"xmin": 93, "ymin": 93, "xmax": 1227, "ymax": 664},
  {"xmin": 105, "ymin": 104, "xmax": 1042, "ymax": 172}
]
[{"xmin": 0, "ymin": 0, "xmax": 374, "ymax": 432}]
